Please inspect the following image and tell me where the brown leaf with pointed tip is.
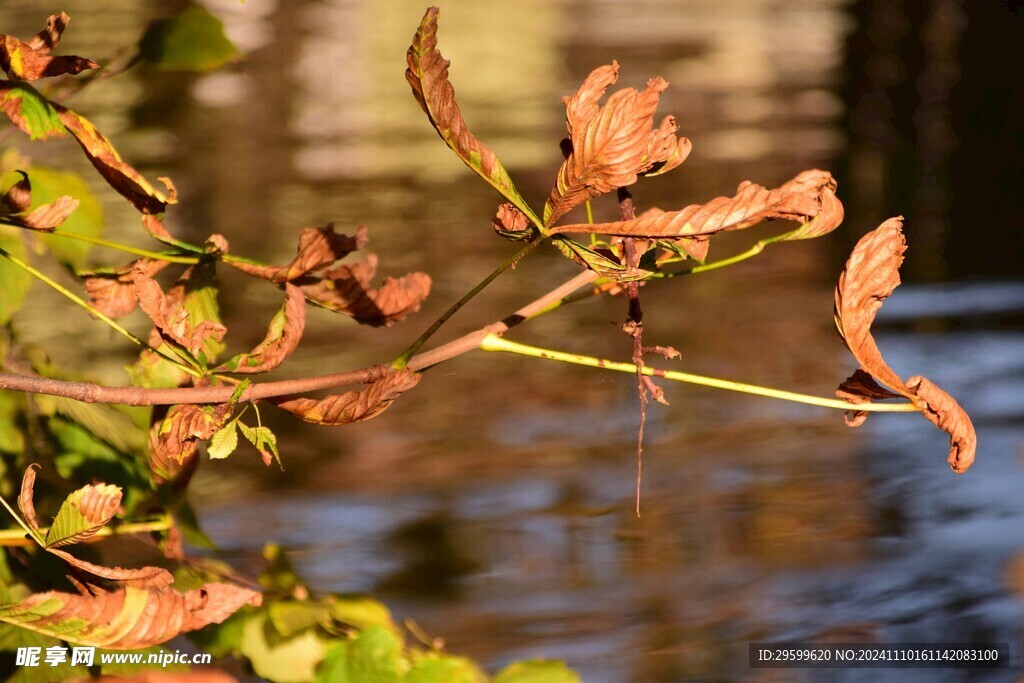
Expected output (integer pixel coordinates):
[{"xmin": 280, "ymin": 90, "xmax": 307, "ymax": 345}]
[
  {"xmin": 299, "ymin": 254, "xmax": 431, "ymax": 327},
  {"xmin": 406, "ymin": 7, "xmax": 539, "ymax": 227},
  {"xmin": 81, "ymin": 258, "xmax": 170, "ymax": 319},
  {"xmin": 0, "ymin": 582, "xmax": 261, "ymax": 649},
  {"xmin": 834, "ymin": 216, "xmax": 910, "ymax": 396},
  {"xmin": 907, "ymin": 376, "xmax": 977, "ymax": 473},
  {"xmin": 275, "ymin": 369, "xmax": 421, "ymax": 425},
  {"xmin": 216, "ymin": 284, "xmax": 305, "ymax": 374},
  {"xmin": 2, "ymin": 170, "xmax": 31, "ymax": 212},
  {"xmin": 47, "ymin": 547, "xmax": 175, "ymax": 590},
  {"xmin": 0, "ymin": 14, "xmax": 98, "ymax": 81},
  {"xmin": 1, "ymin": 170, "xmax": 79, "ymax": 230},
  {"xmin": 226, "ymin": 225, "xmax": 367, "ymax": 283},
  {"xmin": 54, "ymin": 106, "xmax": 176, "ymax": 214},
  {"xmin": 544, "ymin": 62, "xmax": 690, "ymax": 226},
  {"xmin": 18, "ymin": 464, "xmax": 41, "ymax": 532},
  {"xmin": 552, "ymin": 170, "xmax": 835, "ymax": 241}
]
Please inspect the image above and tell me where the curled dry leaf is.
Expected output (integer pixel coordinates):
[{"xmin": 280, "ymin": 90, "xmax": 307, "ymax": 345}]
[
  {"xmin": 834, "ymin": 218, "xmax": 977, "ymax": 472},
  {"xmin": 492, "ymin": 203, "xmax": 535, "ymax": 242},
  {"xmin": 776, "ymin": 171, "xmax": 844, "ymax": 241},
  {"xmin": 406, "ymin": 7, "xmax": 540, "ymax": 228},
  {"xmin": 275, "ymin": 369, "xmax": 421, "ymax": 426},
  {"xmin": 226, "ymin": 224, "xmax": 367, "ymax": 283},
  {"xmin": 834, "ymin": 216, "xmax": 910, "ymax": 396},
  {"xmin": 0, "ymin": 170, "xmax": 79, "ymax": 230},
  {"xmin": 82, "ymin": 258, "xmax": 171, "ymax": 319},
  {"xmin": 907, "ymin": 376, "xmax": 977, "ymax": 474},
  {"xmin": 54, "ymin": 105, "xmax": 177, "ymax": 214},
  {"xmin": 0, "ymin": 582, "xmax": 261, "ymax": 649},
  {"xmin": 0, "ymin": 13, "xmax": 98, "ymax": 81},
  {"xmin": 545, "ymin": 61, "xmax": 691, "ymax": 226},
  {"xmin": 553, "ymin": 170, "xmax": 837, "ymax": 241},
  {"xmin": 18, "ymin": 464, "xmax": 41, "ymax": 532},
  {"xmin": 299, "ymin": 254, "xmax": 432, "ymax": 327},
  {"xmin": 151, "ymin": 403, "xmax": 233, "ymax": 467},
  {"xmin": 133, "ymin": 262, "xmax": 227, "ymax": 357},
  {"xmin": 216, "ymin": 284, "xmax": 306, "ymax": 374}
]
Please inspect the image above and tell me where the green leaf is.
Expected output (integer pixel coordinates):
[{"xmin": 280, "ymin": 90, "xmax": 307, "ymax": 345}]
[
  {"xmin": 44, "ymin": 482, "xmax": 122, "ymax": 548},
  {"xmin": 269, "ymin": 600, "xmax": 330, "ymax": 638},
  {"xmin": 0, "ymin": 82, "xmax": 65, "ymax": 140},
  {"xmin": 242, "ymin": 612, "xmax": 326, "ymax": 683},
  {"xmin": 315, "ymin": 626, "xmax": 407, "ymax": 683},
  {"xmin": 24, "ymin": 166, "xmax": 103, "ymax": 269},
  {"xmin": 139, "ymin": 6, "xmax": 239, "ymax": 72},
  {"xmin": 327, "ymin": 595, "xmax": 395, "ymax": 634},
  {"xmin": 0, "ymin": 227, "xmax": 31, "ymax": 324},
  {"xmin": 207, "ymin": 420, "xmax": 238, "ymax": 460},
  {"xmin": 492, "ymin": 660, "xmax": 581, "ymax": 683},
  {"xmin": 407, "ymin": 654, "xmax": 486, "ymax": 683},
  {"xmin": 238, "ymin": 421, "xmax": 280, "ymax": 466}
]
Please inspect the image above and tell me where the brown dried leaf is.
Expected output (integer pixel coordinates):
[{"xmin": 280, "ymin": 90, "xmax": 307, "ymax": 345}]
[
  {"xmin": 151, "ymin": 403, "xmax": 233, "ymax": 466},
  {"xmin": 834, "ymin": 217, "xmax": 910, "ymax": 396},
  {"xmin": 777, "ymin": 172, "xmax": 844, "ymax": 241},
  {"xmin": 55, "ymin": 106, "xmax": 176, "ymax": 214},
  {"xmin": 2, "ymin": 170, "xmax": 31, "ymax": 212},
  {"xmin": 299, "ymin": 254, "xmax": 431, "ymax": 327},
  {"xmin": 545, "ymin": 62, "xmax": 690, "ymax": 226},
  {"xmin": 552, "ymin": 170, "xmax": 835, "ymax": 240},
  {"xmin": 226, "ymin": 224, "xmax": 367, "ymax": 283},
  {"xmin": 132, "ymin": 263, "xmax": 226, "ymax": 357},
  {"xmin": 0, "ymin": 170, "xmax": 79, "ymax": 230},
  {"xmin": 81, "ymin": 258, "xmax": 170, "ymax": 319},
  {"xmin": 275, "ymin": 369, "xmax": 421, "ymax": 425},
  {"xmin": 907, "ymin": 376, "xmax": 977, "ymax": 474},
  {"xmin": 47, "ymin": 547, "xmax": 175, "ymax": 590},
  {"xmin": 492, "ymin": 203, "xmax": 535, "ymax": 242},
  {"xmin": 0, "ymin": 582, "xmax": 261, "ymax": 649},
  {"xmin": 0, "ymin": 14, "xmax": 98, "ymax": 81},
  {"xmin": 18, "ymin": 464, "xmax": 41, "ymax": 532},
  {"xmin": 216, "ymin": 284, "xmax": 305, "ymax": 374},
  {"xmin": 406, "ymin": 7, "xmax": 540, "ymax": 228}
]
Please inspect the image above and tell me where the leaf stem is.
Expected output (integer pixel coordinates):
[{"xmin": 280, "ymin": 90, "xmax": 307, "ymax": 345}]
[
  {"xmin": 479, "ymin": 333, "xmax": 921, "ymax": 413},
  {"xmin": 391, "ymin": 235, "xmax": 546, "ymax": 368},
  {"xmin": 46, "ymin": 230, "xmax": 200, "ymax": 264},
  {"xmin": 0, "ymin": 246, "xmax": 203, "ymax": 378},
  {"xmin": 0, "ymin": 514, "xmax": 174, "ymax": 547},
  {"xmin": 0, "ymin": 494, "xmax": 43, "ymax": 546}
]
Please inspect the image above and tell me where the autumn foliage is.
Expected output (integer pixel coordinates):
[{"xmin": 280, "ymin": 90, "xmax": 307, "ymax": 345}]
[{"xmin": 0, "ymin": 5, "xmax": 976, "ymax": 680}]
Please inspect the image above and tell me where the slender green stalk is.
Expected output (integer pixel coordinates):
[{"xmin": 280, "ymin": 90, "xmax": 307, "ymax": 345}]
[
  {"xmin": 391, "ymin": 235, "xmax": 546, "ymax": 368},
  {"xmin": 479, "ymin": 333, "xmax": 921, "ymax": 413},
  {"xmin": 47, "ymin": 230, "xmax": 200, "ymax": 264},
  {"xmin": 0, "ymin": 513, "xmax": 173, "ymax": 547},
  {"xmin": 0, "ymin": 247, "xmax": 203, "ymax": 378},
  {"xmin": 0, "ymin": 494, "xmax": 43, "ymax": 546}
]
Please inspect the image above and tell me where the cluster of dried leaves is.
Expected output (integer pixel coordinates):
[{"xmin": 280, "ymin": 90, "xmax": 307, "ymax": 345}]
[
  {"xmin": 0, "ymin": 466, "xmax": 260, "ymax": 649},
  {"xmin": 407, "ymin": 5, "xmax": 975, "ymax": 477},
  {"xmin": 0, "ymin": 5, "xmax": 979, "ymax": 660}
]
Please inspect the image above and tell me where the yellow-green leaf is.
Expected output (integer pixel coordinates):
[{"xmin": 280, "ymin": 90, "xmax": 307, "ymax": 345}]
[
  {"xmin": 45, "ymin": 482, "xmax": 122, "ymax": 548},
  {"xmin": 0, "ymin": 82, "xmax": 65, "ymax": 140},
  {"xmin": 139, "ymin": 7, "xmax": 239, "ymax": 72},
  {"xmin": 207, "ymin": 421, "xmax": 238, "ymax": 460}
]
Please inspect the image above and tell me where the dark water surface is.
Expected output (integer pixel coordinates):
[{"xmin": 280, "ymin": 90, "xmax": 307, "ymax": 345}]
[{"xmin": 1, "ymin": 1, "xmax": 1021, "ymax": 681}]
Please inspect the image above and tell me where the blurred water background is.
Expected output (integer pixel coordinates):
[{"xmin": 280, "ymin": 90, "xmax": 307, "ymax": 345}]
[{"xmin": 1, "ymin": 0, "xmax": 1022, "ymax": 680}]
